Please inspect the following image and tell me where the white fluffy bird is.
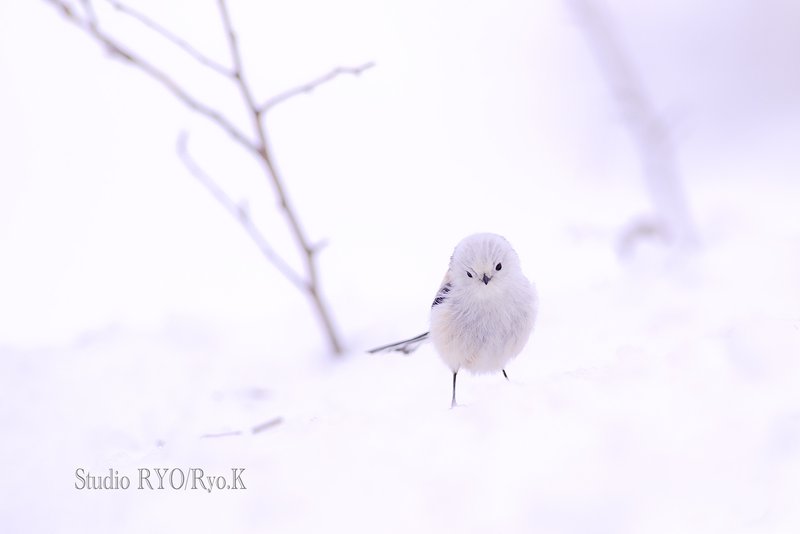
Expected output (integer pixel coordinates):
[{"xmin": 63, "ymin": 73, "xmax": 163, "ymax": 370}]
[{"xmin": 369, "ymin": 233, "xmax": 537, "ymax": 407}]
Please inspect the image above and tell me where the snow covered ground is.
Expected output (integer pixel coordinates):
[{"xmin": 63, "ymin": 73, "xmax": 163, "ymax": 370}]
[{"xmin": 1, "ymin": 1, "xmax": 799, "ymax": 533}]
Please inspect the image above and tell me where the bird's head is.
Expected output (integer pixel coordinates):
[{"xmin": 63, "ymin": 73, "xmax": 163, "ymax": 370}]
[{"xmin": 449, "ymin": 233, "xmax": 522, "ymax": 293}]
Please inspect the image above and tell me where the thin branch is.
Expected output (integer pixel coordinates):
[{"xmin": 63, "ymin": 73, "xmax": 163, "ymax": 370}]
[
  {"xmin": 78, "ymin": 0, "xmax": 98, "ymax": 27},
  {"xmin": 46, "ymin": 0, "xmax": 257, "ymax": 153},
  {"xmin": 177, "ymin": 132, "xmax": 307, "ymax": 290},
  {"xmin": 216, "ymin": 0, "xmax": 261, "ymax": 133},
  {"xmin": 45, "ymin": 0, "xmax": 350, "ymax": 354},
  {"xmin": 104, "ymin": 0, "xmax": 233, "ymax": 77},
  {"xmin": 200, "ymin": 430, "xmax": 243, "ymax": 439},
  {"xmin": 251, "ymin": 417, "xmax": 283, "ymax": 434},
  {"xmin": 50, "ymin": 0, "xmax": 74, "ymax": 18},
  {"xmin": 259, "ymin": 62, "xmax": 376, "ymax": 114},
  {"xmin": 216, "ymin": 0, "xmax": 244, "ymax": 76},
  {"xmin": 199, "ymin": 416, "xmax": 282, "ymax": 438},
  {"xmin": 216, "ymin": 0, "xmax": 312, "ymax": 263},
  {"xmin": 216, "ymin": 0, "xmax": 343, "ymax": 353}
]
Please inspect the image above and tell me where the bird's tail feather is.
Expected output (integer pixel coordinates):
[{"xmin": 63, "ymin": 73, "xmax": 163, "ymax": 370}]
[{"xmin": 367, "ymin": 332, "xmax": 430, "ymax": 354}]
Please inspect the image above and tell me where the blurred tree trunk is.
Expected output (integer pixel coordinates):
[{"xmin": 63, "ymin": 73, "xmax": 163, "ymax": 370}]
[{"xmin": 568, "ymin": 0, "xmax": 696, "ymax": 253}]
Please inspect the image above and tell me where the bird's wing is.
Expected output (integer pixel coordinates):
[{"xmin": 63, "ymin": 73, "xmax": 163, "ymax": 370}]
[
  {"xmin": 431, "ymin": 271, "xmax": 453, "ymax": 308},
  {"xmin": 367, "ymin": 331, "xmax": 430, "ymax": 354}
]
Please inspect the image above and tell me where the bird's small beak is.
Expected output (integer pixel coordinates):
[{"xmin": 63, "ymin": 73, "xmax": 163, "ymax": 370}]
[{"xmin": 482, "ymin": 273, "xmax": 491, "ymax": 285}]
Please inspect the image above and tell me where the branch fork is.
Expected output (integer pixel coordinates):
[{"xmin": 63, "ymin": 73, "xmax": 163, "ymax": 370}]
[{"xmin": 45, "ymin": 0, "xmax": 373, "ymax": 354}]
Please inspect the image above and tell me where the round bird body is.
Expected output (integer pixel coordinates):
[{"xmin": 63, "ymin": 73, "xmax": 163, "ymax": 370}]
[
  {"xmin": 368, "ymin": 233, "xmax": 537, "ymax": 407},
  {"xmin": 431, "ymin": 235, "xmax": 536, "ymax": 402}
]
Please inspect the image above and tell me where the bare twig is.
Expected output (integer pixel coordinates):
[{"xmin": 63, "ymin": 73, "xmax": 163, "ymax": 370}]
[
  {"xmin": 198, "ymin": 416, "xmax": 282, "ymax": 439},
  {"xmin": 216, "ymin": 0, "xmax": 344, "ymax": 354},
  {"xmin": 46, "ymin": 0, "xmax": 256, "ymax": 153},
  {"xmin": 216, "ymin": 0, "xmax": 245, "ymax": 77},
  {"xmin": 251, "ymin": 417, "xmax": 283, "ymax": 434},
  {"xmin": 567, "ymin": 0, "xmax": 695, "ymax": 248},
  {"xmin": 104, "ymin": 0, "xmax": 233, "ymax": 77},
  {"xmin": 259, "ymin": 62, "xmax": 376, "ymax": 114},
  {"xmin": 78, "ymin": 0, "xmax": 98, "ymax": 27},
  {"xmin": 177, "ymin": 132, "xmax": 307, "ymax": 290},
  {"xmin": 200, "ymin": 430, "xmax": 243, "ymax": 439},
  {"xmin": 44, "ymin": 0, "xmax": 367, "ymax": 354}
]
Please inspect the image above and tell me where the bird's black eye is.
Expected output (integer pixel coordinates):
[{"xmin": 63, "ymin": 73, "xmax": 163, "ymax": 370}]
[
  {"xmin": 495, "ymin": 263, "xmax": 502, "ymax": 271},
  {"xmin": 466, "ymin": 271, "xmax": 473, "ymax": 278}
]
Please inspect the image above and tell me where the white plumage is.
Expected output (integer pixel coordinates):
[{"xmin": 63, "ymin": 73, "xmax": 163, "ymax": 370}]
[{"xmin": 369, "ymin": 233, "xmax": 537, "ymax": 407}]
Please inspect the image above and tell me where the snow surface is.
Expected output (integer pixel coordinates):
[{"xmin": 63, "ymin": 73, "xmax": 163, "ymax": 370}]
[{"xmin": 1, "ymin": 1, "xmax": 800, "ymax": 533}]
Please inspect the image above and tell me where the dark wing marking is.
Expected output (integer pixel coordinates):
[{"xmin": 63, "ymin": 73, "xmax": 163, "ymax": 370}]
[
  {"xmin": 367, "ymin": 331, "xmax": 430, "ymax": 354},
  {"xmin": 431, "ymin": 283, "xmax": 452, "ymax": 308}
]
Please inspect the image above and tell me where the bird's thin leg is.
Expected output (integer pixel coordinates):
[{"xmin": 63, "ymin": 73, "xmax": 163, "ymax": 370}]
[
  {"xmin": 451, "ymin": 371, "xmax": 458, "ymax": 408},
  {"xmin": 502, "ymin": 369, "xmax": 509, "ymax": 380}
]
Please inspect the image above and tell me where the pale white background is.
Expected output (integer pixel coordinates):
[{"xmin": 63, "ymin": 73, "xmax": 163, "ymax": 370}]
[{"xmin": 1, "ymin": 1, "xmax": 799, "ymax": 533}]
